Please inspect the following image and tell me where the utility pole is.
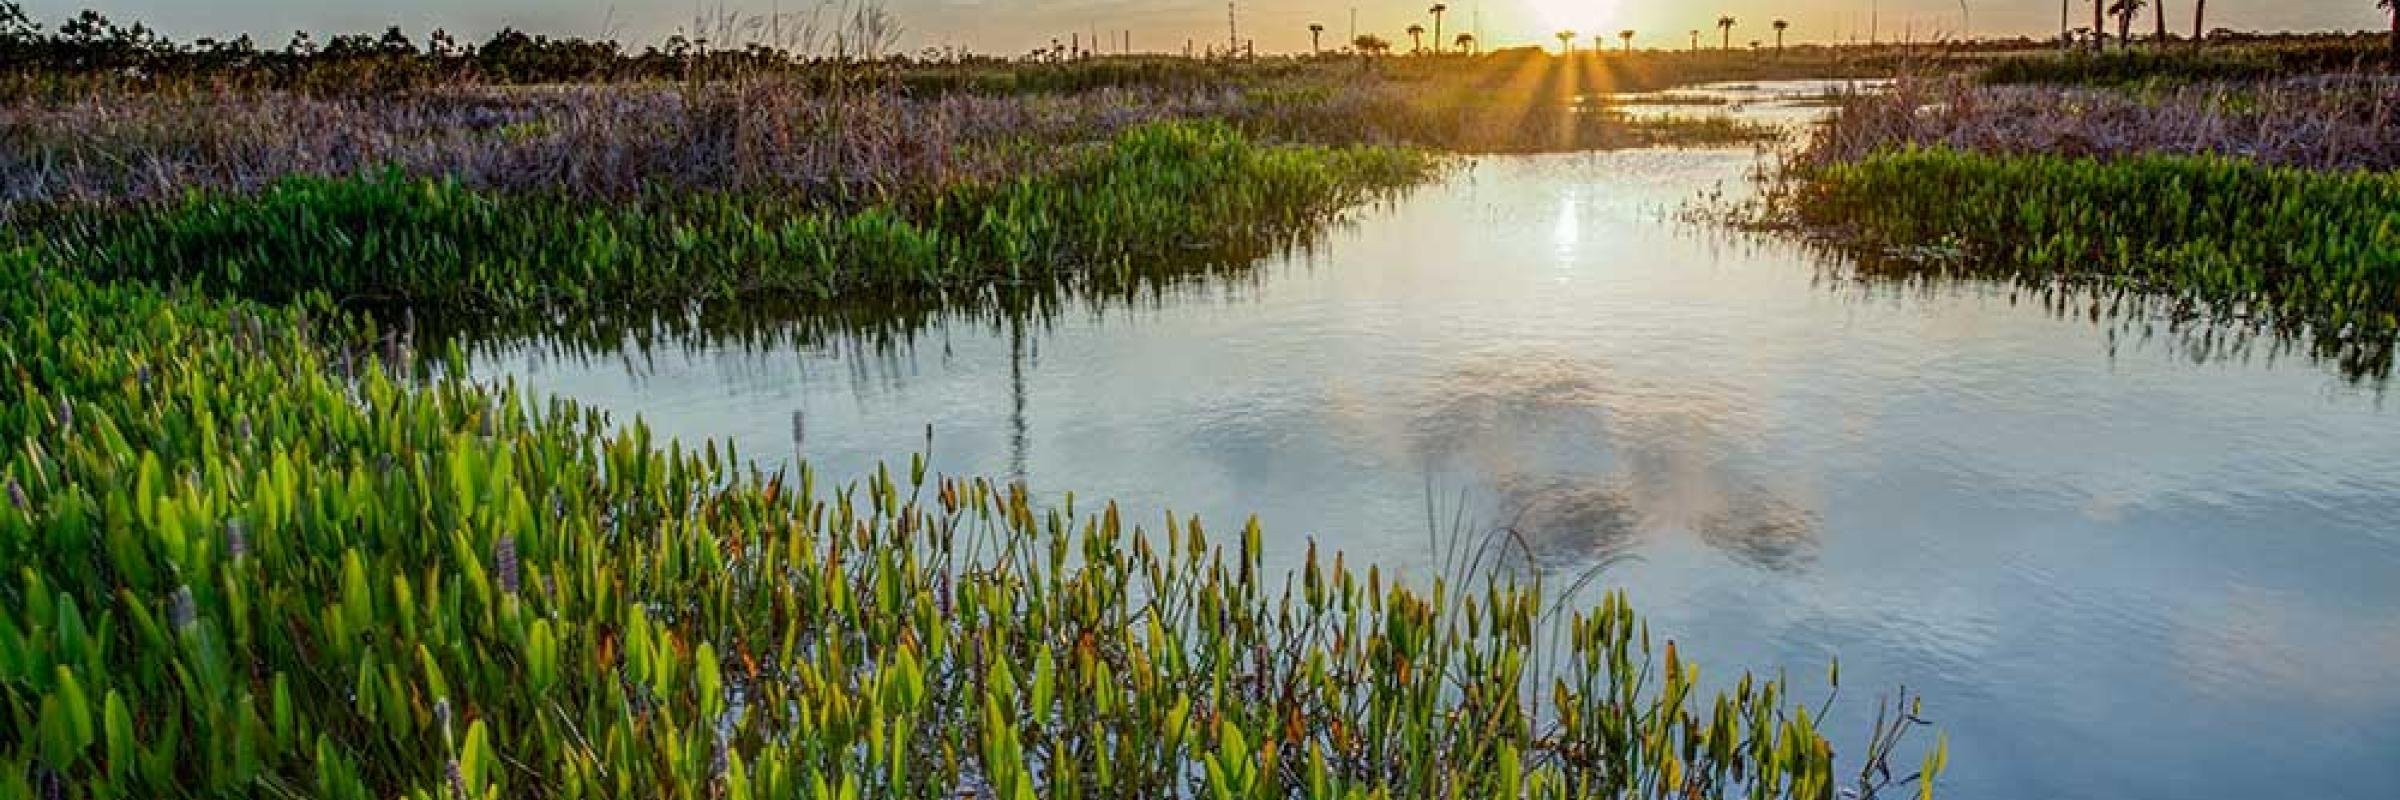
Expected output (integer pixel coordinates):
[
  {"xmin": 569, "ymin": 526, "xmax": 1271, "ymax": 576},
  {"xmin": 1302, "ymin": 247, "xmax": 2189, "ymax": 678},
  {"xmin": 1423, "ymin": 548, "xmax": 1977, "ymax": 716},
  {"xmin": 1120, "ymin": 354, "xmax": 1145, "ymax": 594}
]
[{"xmin": 1228, "ymin": 2, "xmax": 1239, "ymax": 55}]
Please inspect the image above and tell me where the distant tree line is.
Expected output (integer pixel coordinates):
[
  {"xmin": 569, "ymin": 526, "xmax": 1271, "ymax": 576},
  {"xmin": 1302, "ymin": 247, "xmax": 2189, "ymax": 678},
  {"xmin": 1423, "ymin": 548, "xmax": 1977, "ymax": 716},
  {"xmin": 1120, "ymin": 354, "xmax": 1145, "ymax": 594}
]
[{"xmin": 0, "ymin": 3, "xmax": 935, "ymax": 91}]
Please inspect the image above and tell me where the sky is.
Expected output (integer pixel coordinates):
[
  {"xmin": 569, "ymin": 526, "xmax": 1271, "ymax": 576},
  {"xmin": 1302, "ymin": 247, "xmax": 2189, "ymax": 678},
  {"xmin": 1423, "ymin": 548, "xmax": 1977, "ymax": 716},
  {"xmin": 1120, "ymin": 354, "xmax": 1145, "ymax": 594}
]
[{"xmin": 18, "ymin": 1, "xmax": 2390, "ymax": 56}]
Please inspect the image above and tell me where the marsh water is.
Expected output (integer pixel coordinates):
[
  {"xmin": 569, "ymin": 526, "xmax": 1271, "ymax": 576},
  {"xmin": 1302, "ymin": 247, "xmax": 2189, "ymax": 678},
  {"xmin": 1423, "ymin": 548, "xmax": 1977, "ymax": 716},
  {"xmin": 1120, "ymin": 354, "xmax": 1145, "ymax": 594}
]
[{"xmin": 463, "ymin": 83, "xmax": 2400, "ymax": 798}]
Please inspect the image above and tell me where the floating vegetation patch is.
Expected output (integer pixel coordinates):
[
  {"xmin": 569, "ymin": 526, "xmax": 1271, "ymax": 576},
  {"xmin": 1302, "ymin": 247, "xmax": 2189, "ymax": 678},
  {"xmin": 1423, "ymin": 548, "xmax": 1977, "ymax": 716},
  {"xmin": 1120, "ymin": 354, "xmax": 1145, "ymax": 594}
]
[{"xmin": 0, "ymin": 254, "xmax": 1943, "ymax": 797}]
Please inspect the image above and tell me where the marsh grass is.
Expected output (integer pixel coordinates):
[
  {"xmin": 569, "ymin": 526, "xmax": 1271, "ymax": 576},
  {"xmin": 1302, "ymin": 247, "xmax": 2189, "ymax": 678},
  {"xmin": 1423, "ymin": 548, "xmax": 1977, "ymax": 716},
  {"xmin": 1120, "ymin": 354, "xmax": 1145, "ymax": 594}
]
[
  {"xmin": 1771, "ymin": 148, "xmax": 2400, "ymax": 341},
  {"xmin": 0, "ymin": 46, "xmax": 1863, "ymax": 213},
  {"xmin": 1977, "ymin": 38, "xmax": 2393, "ymax": 87},
  {"xmin": 1795, "ymin": 74, "xmax": 2400, "ymax": 173},
  {"xmin": 16, "ymin": 122, "xmax": 1431, "ymax": 313},
  {"xmin": 0, "ymin": 252, "xmax": 1943, "ymax": 798}
]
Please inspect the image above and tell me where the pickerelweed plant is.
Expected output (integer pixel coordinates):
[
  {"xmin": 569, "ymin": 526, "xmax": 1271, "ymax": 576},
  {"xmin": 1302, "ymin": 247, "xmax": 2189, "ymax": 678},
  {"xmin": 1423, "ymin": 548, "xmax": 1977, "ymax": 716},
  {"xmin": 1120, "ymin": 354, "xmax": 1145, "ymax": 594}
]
[{"xmin": 0, "ymin": 251, "xmax": 1942, "ymax": 797}]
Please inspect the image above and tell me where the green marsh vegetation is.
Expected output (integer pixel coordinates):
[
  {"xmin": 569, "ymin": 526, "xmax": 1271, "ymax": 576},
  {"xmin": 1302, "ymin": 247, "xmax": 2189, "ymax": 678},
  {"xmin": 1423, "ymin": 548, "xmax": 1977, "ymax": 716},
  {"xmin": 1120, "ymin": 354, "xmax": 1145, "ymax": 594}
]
[
  {"xmin": 1758, "ymin": 47, "xmax": 2400, "ymax": 379},
  {"xmin": 17, "ymin": 121, "xmax": 1430, "ymax": 312},
  {"xmin": 0, "ymin": 253, "xmax": 1944, "ymax": 797},
  {"xmin": 1786, "ymin": 150, "xmax": 2400, "ymax": 332},
  {"xmin": 1974, "ymin": 34, "xmax": 2394, "ymax": 87},
  {"xmin": 0, "ymin": 5, "xmax": 1954, "ymax": 798}
]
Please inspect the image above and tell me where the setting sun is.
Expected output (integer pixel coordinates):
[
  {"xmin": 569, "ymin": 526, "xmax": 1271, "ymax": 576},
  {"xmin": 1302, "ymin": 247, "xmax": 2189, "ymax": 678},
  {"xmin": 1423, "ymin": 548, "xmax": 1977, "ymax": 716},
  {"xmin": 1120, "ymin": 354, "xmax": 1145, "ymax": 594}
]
[{"xmin": 1526, "ymin": 0, "xmax": 1626, "ymax": 36}]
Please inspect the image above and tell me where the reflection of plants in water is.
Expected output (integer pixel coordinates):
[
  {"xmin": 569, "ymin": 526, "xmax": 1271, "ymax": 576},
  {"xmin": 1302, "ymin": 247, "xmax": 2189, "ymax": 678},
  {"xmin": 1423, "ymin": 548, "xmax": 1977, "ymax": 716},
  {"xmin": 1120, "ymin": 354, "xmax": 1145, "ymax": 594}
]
[
  {"xmin": 1679, "ymin": 191, "xmax": 2396, "ymax": 390},
  {"xmin": 423, "ymin": 217, "xmax": 1336, "ymax": 368},
  {"xmin": 1801, "ymin": 259, "xmax": 2396, "ymax": 391}
]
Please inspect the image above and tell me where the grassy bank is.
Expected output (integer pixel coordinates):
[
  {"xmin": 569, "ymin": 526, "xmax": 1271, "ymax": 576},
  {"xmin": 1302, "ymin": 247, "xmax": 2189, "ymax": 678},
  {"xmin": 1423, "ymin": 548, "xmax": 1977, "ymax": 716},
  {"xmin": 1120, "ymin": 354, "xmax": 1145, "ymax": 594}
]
[
  {"xmin": 1976, "ymin": 37, "xmax": 2393, "ymax": 87},
  {"xmin": 0, "ymin": 251, "xmax": 1939, "ymax": 797},
  {"xmin": 18, "ymin": 122, "xmax": 1430, "ymax": 313},
  {"xmin": 0, "ymin": 71, "xmax": 1777, "ymax": 213},
  {"xmin": 1762, "ymin": 61, "xmax": 2400, "ymax": 359},
  {"xmin": 1784, "ymin": 149, "xmax": 2400, "ymax": 333},
  {"xmin": 1795, "ymin": 75, "xmax": 2400, "ymax": 173}
]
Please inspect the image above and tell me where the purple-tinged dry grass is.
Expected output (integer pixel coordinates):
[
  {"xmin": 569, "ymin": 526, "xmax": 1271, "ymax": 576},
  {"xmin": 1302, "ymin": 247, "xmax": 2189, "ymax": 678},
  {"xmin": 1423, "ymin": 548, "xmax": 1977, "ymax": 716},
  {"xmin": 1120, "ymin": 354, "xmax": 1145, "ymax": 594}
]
[
  {"xmin": 0, "ymin": 70, "xmax": 1783, "ymax": 213},
  {"xmin": 1797, "ymin": 73, "xmax": 2400, "ymax": 172},
  {"xmin": 0, "ymin": 83, "xmax": 1229, "ymax": 209}
]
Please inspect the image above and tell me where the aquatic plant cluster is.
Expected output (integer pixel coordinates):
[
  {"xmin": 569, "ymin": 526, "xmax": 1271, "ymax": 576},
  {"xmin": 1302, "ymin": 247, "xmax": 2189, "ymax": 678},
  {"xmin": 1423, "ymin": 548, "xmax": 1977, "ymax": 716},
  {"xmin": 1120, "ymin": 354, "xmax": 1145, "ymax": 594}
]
[
  {"xmin": 1771, "ymin": 61, "xmax": 2400, "ymax": 350},
  {"xmin": 1785, "ymin": 149, "xmax": 2400, "ymax": 332},
  {"xmin": 0, "ymin": 251, "xmax": 1939, "ymax": 797},
  {"xmin": 20, "ymin": 122, "xmax": 1430, "ymax": 311}
]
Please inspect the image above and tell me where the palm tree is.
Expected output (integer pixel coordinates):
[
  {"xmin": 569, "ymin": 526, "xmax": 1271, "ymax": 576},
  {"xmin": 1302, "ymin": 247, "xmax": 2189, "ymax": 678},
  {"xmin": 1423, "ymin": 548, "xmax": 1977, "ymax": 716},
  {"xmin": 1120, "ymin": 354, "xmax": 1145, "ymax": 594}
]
[
  {"xmin": 1429, "ymin": 5, "xmax": 1448, "ymax": 54},
  {"xmin": 1455, "ymin": 32, "xmax": 1476, "ymax": 54},
  {"xmin": 1772, "ymin": 19, "xmax": 1789, "ymax": 52},
  {"xmin": 1556, "ymin": 29, "xmax": 1576, "ymax": 54},
  {"xmin": 1619, "ymin": 29, "xmax": 1636, "ymax": 52},
  {"xmin": 2107, "ymin": 0, "xmax": 2143, "ymax": 51},
  {"xmin": 2191, "ymin": 0, "xmax": 2206, "ymax": 45},
  {"xmin": 1407, "ymin": 23, "xmax": 1425, "ymax": 54},
  {"xmin": 1353, "ymin": 33, "xmax": 1390, "ymax": 56},
  {"xmin": 1308, "ymin": 23, "xmax": 1324, "ymax": 55},
  {"xmin": 2092, "ymin": 0, "xmax": 2106, "ymax": 51},
  {"xmin": 1717, "ymin": 15, "xmax": 1737, "ymax": 50},
  {"xmin": 2153, "ymin": 0, "xmax": 2169, "ymax": 44}
]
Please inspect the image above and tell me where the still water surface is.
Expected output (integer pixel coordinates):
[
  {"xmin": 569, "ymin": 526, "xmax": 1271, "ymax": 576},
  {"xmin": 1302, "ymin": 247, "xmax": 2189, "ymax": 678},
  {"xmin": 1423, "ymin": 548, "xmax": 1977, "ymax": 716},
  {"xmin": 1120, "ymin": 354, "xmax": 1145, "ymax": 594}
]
[{"xmin": 469, "ymin": 84, "xmax": 2400, "ymax": 799}]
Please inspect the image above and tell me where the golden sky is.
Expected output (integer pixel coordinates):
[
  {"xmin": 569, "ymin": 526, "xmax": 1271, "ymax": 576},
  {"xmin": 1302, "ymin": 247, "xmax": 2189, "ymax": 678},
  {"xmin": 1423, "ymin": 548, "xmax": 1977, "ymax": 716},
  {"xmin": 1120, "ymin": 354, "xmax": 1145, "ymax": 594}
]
[{"xmin": 21, "ymin": 0, "xmax": 2390, "ymax": 55}]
